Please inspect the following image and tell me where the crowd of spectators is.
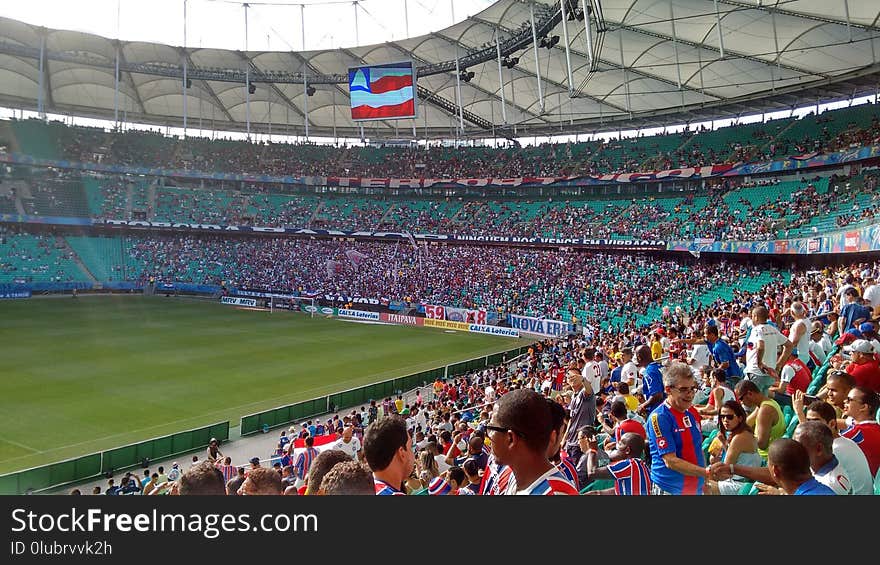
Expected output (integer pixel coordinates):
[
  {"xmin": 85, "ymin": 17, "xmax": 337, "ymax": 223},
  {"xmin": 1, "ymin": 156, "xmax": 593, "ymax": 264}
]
[
  {"xmin": 59, "ymin": 248, "xmax": 880, "ymax": 496},
  {"xmin": 11, "ymin": 164, "xmax": 880, "ymax": 243},
  {"xmin": 124, "ymin": 235, "xmax": 765, "ymax": 328},
  {"xmin": 9, "ymin": 100, "xmax": 878, "ymax": 182}
]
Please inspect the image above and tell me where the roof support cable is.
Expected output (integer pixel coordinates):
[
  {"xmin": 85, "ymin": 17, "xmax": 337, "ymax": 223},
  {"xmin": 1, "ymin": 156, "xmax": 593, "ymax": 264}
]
[
  {"xmin": 530, "ymin": 1, "xmax": 545, "ymax": 113},
  {"xmin": 559, "ymin": 0, "xmax": 575, "ymax": 96}
]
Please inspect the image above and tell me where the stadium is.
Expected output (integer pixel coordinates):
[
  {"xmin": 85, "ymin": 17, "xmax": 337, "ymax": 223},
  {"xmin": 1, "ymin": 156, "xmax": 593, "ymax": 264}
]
[{"xmin": 0, "ymin": 0, "xmax": 879, "ymax": 497}]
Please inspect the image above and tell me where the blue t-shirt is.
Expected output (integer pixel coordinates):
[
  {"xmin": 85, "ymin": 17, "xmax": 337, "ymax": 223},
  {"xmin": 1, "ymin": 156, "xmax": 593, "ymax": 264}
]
[
  {"xmin": 840, "ymin": 303, "xmax": 871, "ymax": 332},
  {"xmin": 610, "ymin": 366, "xmax": 622, "ymax": 384},
  {"xmin": 646, "ymin": 402, "xmax": 705, "ymax": 495},
  {"xmin": 794, "ymin": 478, "xmax": 836, "ymax": 495},
  {"xmin": 709, "ymin": 338, "xmax": 743, "ymax": 379},
  {"xmin": 642, "ymin": 362, "xmax": 666, "ymax": 411}
]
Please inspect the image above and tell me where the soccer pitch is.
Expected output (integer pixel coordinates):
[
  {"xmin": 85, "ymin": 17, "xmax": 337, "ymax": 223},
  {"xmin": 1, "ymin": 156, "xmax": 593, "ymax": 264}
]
[{"xmin": 0, "ymin": 296, "xmax": 520, "ymax": 474}]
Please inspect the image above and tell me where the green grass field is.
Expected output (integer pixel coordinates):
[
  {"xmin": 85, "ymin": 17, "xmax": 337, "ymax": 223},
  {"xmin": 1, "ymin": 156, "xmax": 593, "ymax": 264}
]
[{"xmin": 0, "ymin": 296, "xmax": 518, "ymax": 474}]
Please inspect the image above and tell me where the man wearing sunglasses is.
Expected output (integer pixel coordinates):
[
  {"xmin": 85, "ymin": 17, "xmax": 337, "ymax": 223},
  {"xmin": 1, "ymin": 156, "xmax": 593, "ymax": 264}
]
[
  {"xmin": 645, "ymin": 362, "xmax": 709, "ymax": 495},
  {"xmin": 486, "ymin": 389, "xmax": 578, "ymax": 495},
  {"xmin": 839, "ymin": 386, "xmax": 880, "ymax": 477}
]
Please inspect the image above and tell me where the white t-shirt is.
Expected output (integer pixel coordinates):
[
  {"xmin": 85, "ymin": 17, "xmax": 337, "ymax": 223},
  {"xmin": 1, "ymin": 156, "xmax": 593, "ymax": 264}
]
[
  {"xmin": 620, "ymin": 361, "xmax": 640, "ymax": 388},
  {"xmin": 812, "ymin": 457, "xmax": 852, "ymax": 495},
  {"xmin": 332, "ymin": 436, "xmax": 362, "ymax": 460},
  {"xmin": 832, "ymin": 436, "xmax": 874, "ymax": 495},
  {"xmin": 863, "ymin": 284, "xmax": 880, "ymax": 309},
  {"xmin": 582, "ymin": 362, "xmax": 600, "ymax": 393},
  {"xmin": 788, "ymin": 318, "xmax": 811, "ymax": 365},
  {"xmin": 819, "ymin": 334, "xmax": 833, "ymax": 355},
  {"xmin": 689, "ymin": 344, "xmax": 711, "ymax": 370},
  {"xmin": 808, "ymin": 341, "xmax": 827, "ymax": 366},
  {"xmin": 745, "ymin": 323, "xmax": 784, "ymax": 375},
  {"xmin": 434, "ymin": 454, "xmax": 451, "ymax": 474},
  {"xmin": 484, "ymin": 386, "xmax": 496, "ymax": 403}
]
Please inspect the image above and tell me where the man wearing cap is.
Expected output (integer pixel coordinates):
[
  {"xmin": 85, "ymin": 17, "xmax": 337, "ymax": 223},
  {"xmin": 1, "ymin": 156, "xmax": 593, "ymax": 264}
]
[
  {"xmin": 857, "ymin": 321, "xmax": 880, "ymax": 355},
  {"xmin": 205, "ymin": 438, "xmax": 223, "ymax": 464},
  {"xmin": 845, "ymin": 340, "xmax": 880, "ymax": 393}
]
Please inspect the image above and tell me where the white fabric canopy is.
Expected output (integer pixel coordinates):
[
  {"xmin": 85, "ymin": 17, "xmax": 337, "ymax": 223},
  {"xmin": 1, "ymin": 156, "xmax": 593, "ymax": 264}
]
[{"xmin": 0, "ymin": 1, "xmax": 877, "ymax": 139}]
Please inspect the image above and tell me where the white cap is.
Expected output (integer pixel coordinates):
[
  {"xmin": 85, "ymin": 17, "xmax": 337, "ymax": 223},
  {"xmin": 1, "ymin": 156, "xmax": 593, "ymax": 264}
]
[{"xmin": 850, "ymin": 339, "xmax": 874, "ymax": 354}]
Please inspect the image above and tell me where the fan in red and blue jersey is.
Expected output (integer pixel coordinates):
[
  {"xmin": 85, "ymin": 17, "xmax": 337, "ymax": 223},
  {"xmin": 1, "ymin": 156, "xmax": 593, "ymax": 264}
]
[
  {"xmin": 547, "ymin": 395, "xmax": 580, "ymax": 490},
  {"xmin": 607, "ymin": 458, "xmax": 652, "ymax": 495},
  {"xmin": 488, "ymin": 388, "xmax": 579, "ymax": 495},
  {"xmin": 374, "ymin": 478, "xmax": 406, "ymax": 496},
  {"xmin": 645, "ymin": 368, "xmax": 706, "ymax": 495},
  {"xmin": 555, "ymin": 456, "xmax": 579, "ymax": 491},
  {"xmin": 294, "ymin": 437, "xmax": 320, "ymax": 482},
  {"xmin": 505, "ymin": 466, "xmax": 578, "ymax": 495},
  {"xmin": 480, "ymin": 455, "xmax": 514, "ymax": 495}
]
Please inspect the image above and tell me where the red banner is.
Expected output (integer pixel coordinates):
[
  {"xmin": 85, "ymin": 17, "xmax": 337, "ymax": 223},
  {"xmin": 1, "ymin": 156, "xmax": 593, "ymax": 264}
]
[
  {"xmin": 423, "ymin": 304, "xmax": 446, "ymax": 320},
  {"xmin": 845, "ymin": 231, "xmax": 861, "ymax": 252},
  {"xmin": 380, "ymin": 313, "xmax": 424, "ymax": 326}
]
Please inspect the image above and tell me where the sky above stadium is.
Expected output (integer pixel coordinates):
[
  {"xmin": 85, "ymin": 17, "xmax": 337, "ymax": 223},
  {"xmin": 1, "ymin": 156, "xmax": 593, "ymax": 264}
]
[{"xmin": 0, "ymin": 0, "xmax": 495, "ymax": 51}]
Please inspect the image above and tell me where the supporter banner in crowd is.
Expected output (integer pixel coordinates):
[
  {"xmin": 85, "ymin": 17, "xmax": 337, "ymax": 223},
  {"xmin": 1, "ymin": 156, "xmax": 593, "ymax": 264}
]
[
  {"xmin": 96, "ymin": 219, "xmax": 668, "ymax": 250},
  {"xmin": 3, "ymin": 144, "xmax": 878, "ymax": 188},
  {"xmin": 220, "ymin": 296, "xmax": 258, "ymax": 307},
  {"xmin": 423, "ymin": 317, "xmax": 518, "ymax": 337},
  {"xmin": 0, "ymin": 290, "xmax": 30, "ymax": 299},
  {"xmin": 422, "ymin": 304, "xmax": 447, "ymax": 320},
  {"xmin": 337, "ymin": 309, "xmax": 381, "ymax": 321},
  {"xmin": 423, "ymin": 318, "xmax": 471, "ymax": 331},
  {"xmin": 669, "ymin": 221, "xmax": 880, "ymax": 255},
  {"xmin": 444, "ymin": 306, "xmax": 490, "ymax": 325},
  {"xmin": 421, "ymin": 304, "xmax": 499, "ymax": 325},
  {"xmin": 379, "ymin": 313, "xmax": 424, "ymax": 326},
  {"xmin": 507, "ymin": 314, "xmax": 573, "ymax": 337},
  {"xmin": 467, "ymin": 323, "xmax": 519, "ymax": 338},
  {"xmin": 723, "ymin": 144, "xmax": 880, "ymax": 177}
]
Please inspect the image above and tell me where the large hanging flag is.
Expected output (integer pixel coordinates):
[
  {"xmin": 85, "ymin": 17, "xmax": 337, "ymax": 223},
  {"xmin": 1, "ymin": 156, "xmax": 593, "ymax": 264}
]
[
  {"xmin": 325, "ymin": 259, "xmax": 343, "ymax": 277},
  {"xmin": 344, "ymin": 249, "xmax": 369, "ymax": 271},
  {"xmin": 348, "ymin": 63, "xmax": 416, "ymax": 120}
]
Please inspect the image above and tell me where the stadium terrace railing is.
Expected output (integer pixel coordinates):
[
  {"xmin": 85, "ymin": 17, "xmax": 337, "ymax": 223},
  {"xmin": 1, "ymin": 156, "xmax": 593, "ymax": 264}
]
[
  {"xmin": 239, "ymin": 345, "xmax": 533, "ymax": 436},
  {"xmin": 0, "ymin": 421, "xmax": 229, "ymax": 495}
]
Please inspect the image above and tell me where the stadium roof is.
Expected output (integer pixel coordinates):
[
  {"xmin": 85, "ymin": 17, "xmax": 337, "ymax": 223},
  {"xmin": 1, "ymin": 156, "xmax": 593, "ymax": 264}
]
[{"xmin": 0, "ymin": 0, "xmax": 879, "ymax": 140}]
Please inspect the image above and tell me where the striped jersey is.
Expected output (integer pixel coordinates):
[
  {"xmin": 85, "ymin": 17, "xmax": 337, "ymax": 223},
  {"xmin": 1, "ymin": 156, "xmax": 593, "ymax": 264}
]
[
  {"xmin": 646, "ymin": 402, "xmax": 705, "ymax": 495},
  {"xmin": 507, "ymin": 466, "xmax": 578, "ymax": 495},
  {"xmin": 374, "ymin": 478, "xmax": 405, "ymax": 496},
  {"xmin": 555, "ymin": 457, "xmax": 580, "ymax": 491},
  {"xmin": 294, "ymin": 447, "xmax": 319, "ymax": 480},
  {"xmin": 607, "ymin": 458, "xmax": 652, "ymax": 495},
  {"xmin": 840, "ymin": 421, "xmax": 880, "ymax": 476},
  {"xmin": 480, "ymin": 455, "xmax": 514, "ymax": 495}
]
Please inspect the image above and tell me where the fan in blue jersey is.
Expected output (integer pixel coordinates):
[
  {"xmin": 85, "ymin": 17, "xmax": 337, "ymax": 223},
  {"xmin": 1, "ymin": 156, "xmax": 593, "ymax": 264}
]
[
  {"xmin": 645, "ymin": 361, "xmax": 708, "ymax": 495},
  {"xmin": 635, "ymin": 345, "xmax": 666, "ymax": 417}
]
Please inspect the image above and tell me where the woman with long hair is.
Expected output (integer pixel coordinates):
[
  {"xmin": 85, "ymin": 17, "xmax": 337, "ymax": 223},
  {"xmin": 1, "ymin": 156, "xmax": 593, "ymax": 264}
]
[{"xmin": 705, "ymin": 400, "xmax": 762, "ymax": 495}]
